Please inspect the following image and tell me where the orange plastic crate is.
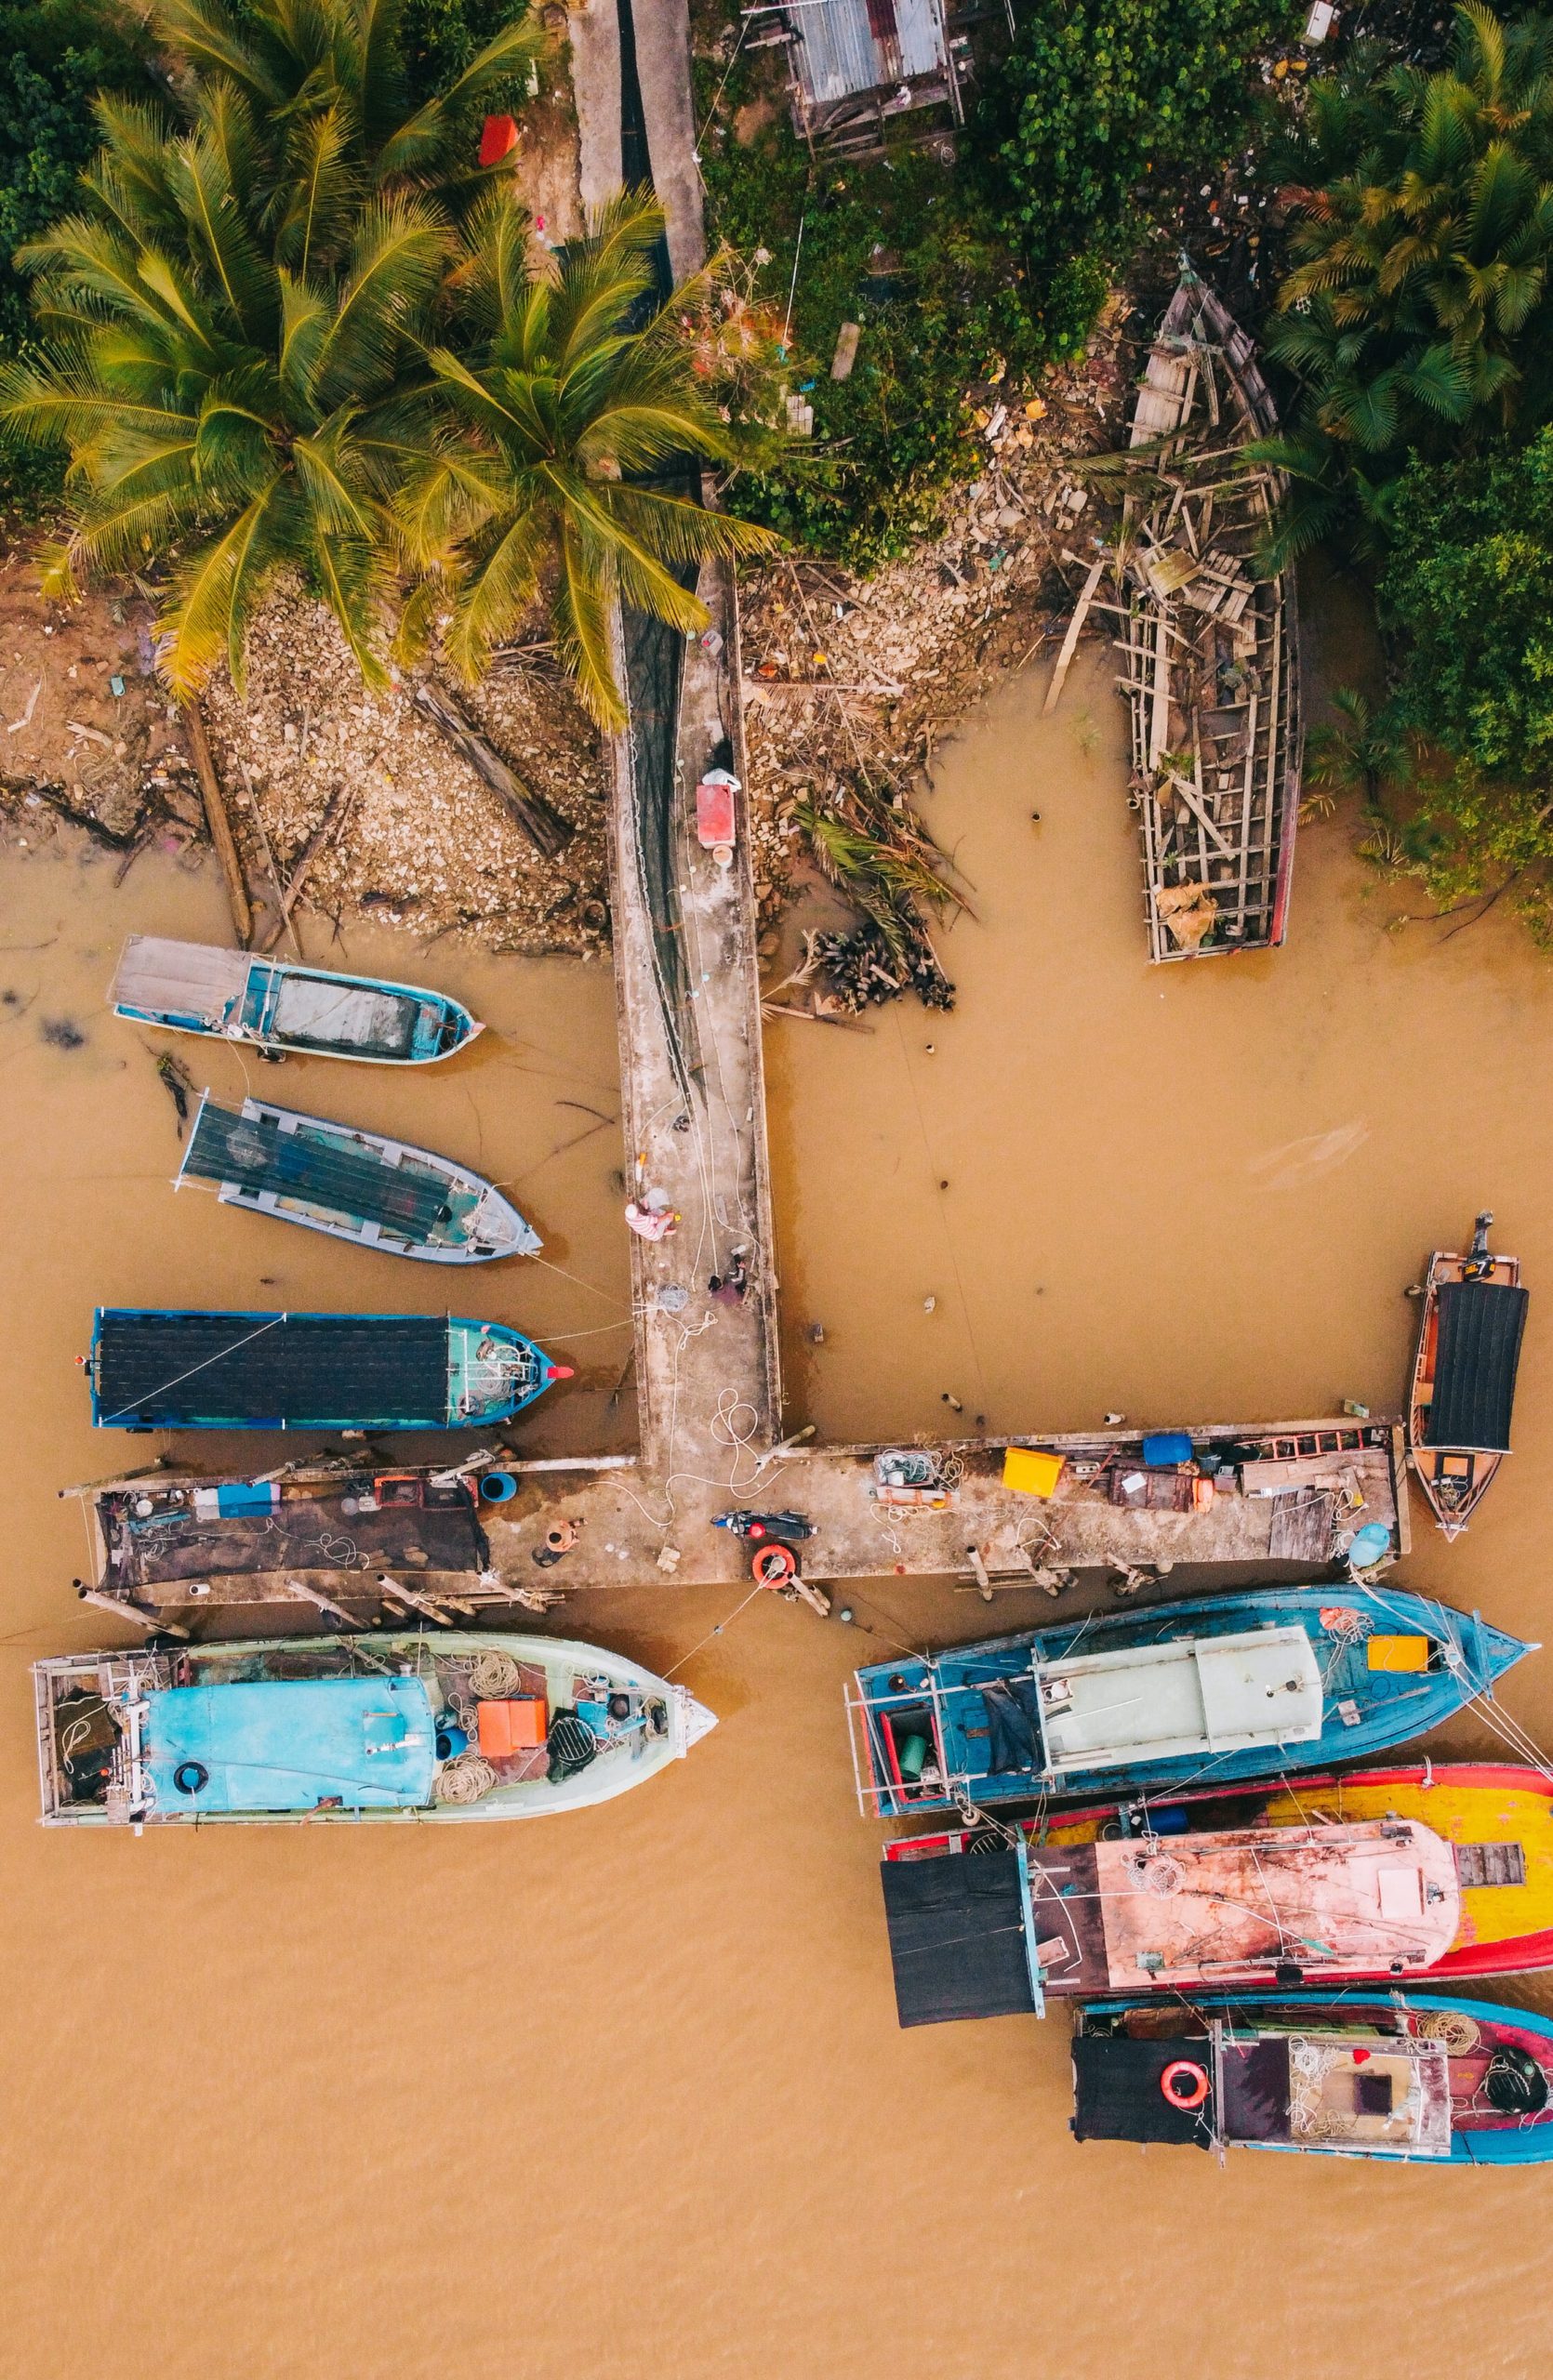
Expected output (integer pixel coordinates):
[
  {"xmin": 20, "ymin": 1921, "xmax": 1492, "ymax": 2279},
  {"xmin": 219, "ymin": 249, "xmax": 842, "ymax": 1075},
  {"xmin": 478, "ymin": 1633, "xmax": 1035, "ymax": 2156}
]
[{"xmin": 477, "ymin": 1696, "xmax": 549, "ymax": 1756}]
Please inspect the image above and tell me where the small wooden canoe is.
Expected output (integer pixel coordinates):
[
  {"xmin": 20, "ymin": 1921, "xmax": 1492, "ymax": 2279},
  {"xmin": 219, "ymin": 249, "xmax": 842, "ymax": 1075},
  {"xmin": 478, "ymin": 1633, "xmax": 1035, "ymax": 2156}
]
[
  {"xmin": 1407, "ymin": 1210, "xmax": 1528, "ymax": 1538},
  {"xmin": 883, "ymin": 1764, "xmax": 1553, "ymax": 2010},
  {"xmin": 111, "ymin": 936, "xmax": 482, "ymax": 1064},
  {"xmin": 1070, "ymin": 1990, "xmax": 1553, "ymax": 2163},
  {"xmin": 177, "ymin": 1091, "xmax": 539, "ymax": 1263}
]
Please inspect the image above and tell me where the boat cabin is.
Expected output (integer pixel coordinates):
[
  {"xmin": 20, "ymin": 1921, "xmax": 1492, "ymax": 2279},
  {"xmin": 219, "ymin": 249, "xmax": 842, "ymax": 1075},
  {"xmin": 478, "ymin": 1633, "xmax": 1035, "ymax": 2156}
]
[{"xmin": 1071, "ymin": 2021, "xmax": 1455, "ymax": 2157}]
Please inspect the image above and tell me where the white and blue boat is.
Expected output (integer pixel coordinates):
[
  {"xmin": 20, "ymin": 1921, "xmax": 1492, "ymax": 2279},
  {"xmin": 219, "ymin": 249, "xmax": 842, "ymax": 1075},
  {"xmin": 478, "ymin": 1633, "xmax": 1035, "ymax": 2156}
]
[
  {"xmin": 88, "ymin": 1308, "xmax": 571, "ymax": 1431},
  {"xmin": 110, "ymin": 937, "xmax": 482, "ymax": 1064},
  {"xmin": 848, "ymin": 1585, "xmax": 1533, "ymax": 1815},
  {"xmin": 177, "ymin": 1091, "xmax": 540, "ymax": 1262},
  {"xmin": 34, "ymin": 1632, "xmax": 716, "ymax": 1827}
]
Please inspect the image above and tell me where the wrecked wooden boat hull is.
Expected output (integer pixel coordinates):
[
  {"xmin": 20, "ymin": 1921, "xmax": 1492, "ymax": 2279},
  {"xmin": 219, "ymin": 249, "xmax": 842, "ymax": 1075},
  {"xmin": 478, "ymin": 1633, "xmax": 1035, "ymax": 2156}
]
[
  {"xmin": 847, "ymin": 1585, "xmax": 1533, "ymax": 1816},
  {"xmin": 177, "ymin": 1091, "xmax": 541, "ymax": 1262},
  {"xmin": 87, "ymin": 1308, "xmax": 571, "ymax": 1431},
  {"xmin": 34, "ymin": 1633, "xmax": 716, "ymax": 1825},
  {"xmin": 1070, "ymin": 1990, "xmax": 1553, "ymax": 2162},
  {"xmin": 1407, "ymin": 1211, "xmax": 1528, "ymax": 1539},
  {"xmin": 111, "ymin": 936, "xmax": 483, "ymax": 1064},
  {"xmin": 1116, "ymin": 268, "xmax": 1302, "ymax": 961}
]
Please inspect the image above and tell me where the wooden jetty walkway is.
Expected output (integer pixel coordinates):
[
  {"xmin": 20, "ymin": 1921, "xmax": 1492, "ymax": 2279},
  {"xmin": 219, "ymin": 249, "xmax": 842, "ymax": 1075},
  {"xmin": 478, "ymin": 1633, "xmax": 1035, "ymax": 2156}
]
[{"xmin": 64, "ymin": 7, "xmax": 1413, "ymax": 1636}]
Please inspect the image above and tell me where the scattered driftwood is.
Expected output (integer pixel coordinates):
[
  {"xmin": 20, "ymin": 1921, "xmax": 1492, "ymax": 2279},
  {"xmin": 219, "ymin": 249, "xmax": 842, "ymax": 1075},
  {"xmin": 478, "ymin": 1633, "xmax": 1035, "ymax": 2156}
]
[
  {"xmin": 184, "ymin": 699, "xmax": 252, "ymax": 945},
  {"xmin": 259, "ymin": 785, "xmax": 356, "ymax": 953},
  {"xmin": 8, "ymin": 778, "xmax": 142, "ymax": 853},
  {"xmin": 412, "ymin": 681, "xmax": 573, "ymax": 860}
]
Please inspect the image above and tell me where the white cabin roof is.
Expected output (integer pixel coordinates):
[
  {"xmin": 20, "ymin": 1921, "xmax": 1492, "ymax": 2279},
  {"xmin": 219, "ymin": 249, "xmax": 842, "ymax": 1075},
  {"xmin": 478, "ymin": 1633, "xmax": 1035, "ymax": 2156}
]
[{"xmin": 1033, "ymin": 1625, "xmax": 1323, "ymax": 1773}]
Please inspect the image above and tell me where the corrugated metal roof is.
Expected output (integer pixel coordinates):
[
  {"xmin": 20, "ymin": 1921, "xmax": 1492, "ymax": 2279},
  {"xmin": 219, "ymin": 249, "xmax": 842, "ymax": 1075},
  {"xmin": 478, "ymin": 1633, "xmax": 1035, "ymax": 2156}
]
[{"xmin": 790, "ymin": 0, "xmax": 945, "ymax": 106}]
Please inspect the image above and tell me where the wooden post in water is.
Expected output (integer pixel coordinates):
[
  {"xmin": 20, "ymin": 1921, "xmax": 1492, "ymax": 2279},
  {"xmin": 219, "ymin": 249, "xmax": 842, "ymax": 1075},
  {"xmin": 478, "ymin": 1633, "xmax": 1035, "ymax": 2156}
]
[{"xmin": 184, "ymin": 700, "xmax": 252, "ymax": 946}]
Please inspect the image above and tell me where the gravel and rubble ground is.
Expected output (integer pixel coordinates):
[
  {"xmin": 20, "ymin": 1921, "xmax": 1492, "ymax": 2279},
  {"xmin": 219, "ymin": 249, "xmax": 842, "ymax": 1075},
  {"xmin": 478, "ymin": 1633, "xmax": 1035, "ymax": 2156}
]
[
  {"xmin": 199, "ymin": 588, "xmax": 611, "ymax": 955},
  {"xmin": 738, "ymin": 304, "xmax": 1136, "ymax": 985}
]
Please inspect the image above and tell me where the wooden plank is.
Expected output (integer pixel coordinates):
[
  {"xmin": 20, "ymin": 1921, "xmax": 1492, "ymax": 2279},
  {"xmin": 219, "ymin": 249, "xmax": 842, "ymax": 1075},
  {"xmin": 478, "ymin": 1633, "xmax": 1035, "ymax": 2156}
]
[
  {"xmin": 185, "ymin": 700, "xmax": 252, "ymax": 947},
  {"xmin": 1042, "ymin": 556, "xmax": 1107, "ymax": 716}
]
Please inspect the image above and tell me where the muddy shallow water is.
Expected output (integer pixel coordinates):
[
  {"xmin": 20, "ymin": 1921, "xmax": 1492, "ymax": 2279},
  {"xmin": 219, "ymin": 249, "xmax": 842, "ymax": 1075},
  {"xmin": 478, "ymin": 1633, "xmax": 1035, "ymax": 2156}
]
[{"xmin": 5, "ymin": 638, "xmax": 1553, "ymax": 2379}]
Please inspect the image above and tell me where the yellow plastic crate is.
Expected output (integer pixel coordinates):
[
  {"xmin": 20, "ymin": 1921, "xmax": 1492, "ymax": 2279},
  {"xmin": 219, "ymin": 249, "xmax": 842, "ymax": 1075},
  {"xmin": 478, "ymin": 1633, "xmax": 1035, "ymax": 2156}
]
[
  {"xmin": 1366, "ymin": 1634, "xmax": 1430, "ymax": 1673},
  {"xmin": 1002, "ymin": 1448, "xmax": 1065, "ymax": 1498}
]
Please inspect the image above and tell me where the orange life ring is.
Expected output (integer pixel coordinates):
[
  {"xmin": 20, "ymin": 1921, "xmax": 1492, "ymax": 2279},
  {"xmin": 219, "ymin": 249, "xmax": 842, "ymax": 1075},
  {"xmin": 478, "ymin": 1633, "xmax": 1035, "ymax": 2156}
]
[
  {"xmin": 752, "ymin": 1542, "xmax": 797, "ymax": 1588},
  {"xmin": 1161, "ymin": 2058, "xmax": 1210, "ymax": 2111}
]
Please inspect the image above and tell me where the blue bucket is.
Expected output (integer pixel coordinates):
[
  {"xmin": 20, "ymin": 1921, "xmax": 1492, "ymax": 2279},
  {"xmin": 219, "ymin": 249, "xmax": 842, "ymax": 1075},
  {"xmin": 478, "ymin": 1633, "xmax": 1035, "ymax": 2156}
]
[{"xmin": 480, "ymin": 1471, "xmax": 518, "ymax": 1503}]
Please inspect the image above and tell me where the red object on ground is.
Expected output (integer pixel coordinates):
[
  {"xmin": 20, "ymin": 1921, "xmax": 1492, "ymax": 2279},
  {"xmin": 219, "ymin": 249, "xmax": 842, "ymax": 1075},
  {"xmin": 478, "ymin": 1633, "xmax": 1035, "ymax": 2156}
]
[
  {"xmin": 696, "ymin": 775, "xmax": 737, "ymax": 852},
  {"xmin": 477, "ymin": 1697, "xmax": 548, "ymax": 1756},
  {"xmin": 752, "ymin": 1542, "xmax": 797, "ymax": 1588},
  {"xmin": 479, "ymin": 113, "xmax": 520, "ymax": 166}
]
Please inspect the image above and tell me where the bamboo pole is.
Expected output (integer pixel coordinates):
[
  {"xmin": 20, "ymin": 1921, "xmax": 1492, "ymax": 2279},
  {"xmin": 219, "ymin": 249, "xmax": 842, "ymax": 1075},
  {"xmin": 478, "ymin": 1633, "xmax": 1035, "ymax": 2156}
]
[
  {"xmin": 184, "ymin": 701, "xmax": 252, "ymax": 946},
  {"xmin": 75, "ymin": 1581, "xmax": 191, "ymax": 1639},
  {"xmin": 237, "ymin": 761, "xmax": 303, "ymax": 959},
  {"xmin": 283, "ymin": 1577, "xmax": 369, "ymax": 1630}
]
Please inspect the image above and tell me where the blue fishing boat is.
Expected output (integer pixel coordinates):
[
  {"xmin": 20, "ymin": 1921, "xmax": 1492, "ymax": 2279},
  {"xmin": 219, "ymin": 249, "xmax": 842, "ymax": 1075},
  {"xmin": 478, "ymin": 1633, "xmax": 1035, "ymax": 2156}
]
[
  {"xmin": 848, "ymin": 1585, "xmax": 1532, "ymax": 1815},
  {"xmin": 88, "ymin": 1308, "xmax": 571, "ymax": 1431},
  {"xmin": 177, "ymin": 1092, "xmax": 540, "ymax": 1262},
  {"xmin": 34, "ymin": 1632, "xmax": 716, "ymax": 1827},
  {"xmin": 1070, "ymin": 1990, "xmax": 1553, "ymax": 2164},
  {"xmin": 110, "ymin": 936, "xmax": 481, "ymax": 1064}
]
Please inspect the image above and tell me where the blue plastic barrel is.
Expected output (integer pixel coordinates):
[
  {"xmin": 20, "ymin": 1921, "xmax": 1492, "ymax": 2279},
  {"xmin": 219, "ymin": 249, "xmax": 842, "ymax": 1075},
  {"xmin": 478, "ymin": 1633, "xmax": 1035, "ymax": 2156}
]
[
  {"xmin": 480, "ymin": 1471, "xmax": 517, "ymax": 1503},
  {"xmin": 1348, "ymin": 1522, "xmax": 1392, "ymax": 1571},
  {"xmin": 1141, "ymin": 1432, "xmax": 1193, "ymax": 1468}
]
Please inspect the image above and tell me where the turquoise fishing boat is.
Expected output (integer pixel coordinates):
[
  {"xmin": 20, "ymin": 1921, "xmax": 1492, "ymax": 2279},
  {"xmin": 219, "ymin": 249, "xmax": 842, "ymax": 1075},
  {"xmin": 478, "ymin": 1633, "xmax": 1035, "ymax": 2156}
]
[
  {"xmin": 848, "ymin": 1585, "xmax": 1533, "ymax": 1814},
  {"xmin": 34, "ymin": 1633, "xmax": 716, "ymax": 1826},
  {"xmin": 88, "ymin": 1308, "xmax": 570, "ymax": 1430},
  {"xmin": 110, "ymin": 936, "xmax": 481, "ymax": 1064},
  {"xmin": 178, "ymin": 1091, "xmax": 540, "ymax": 1262},
  {"xmin": 1070, "ymin": 1990, "xmax": 1553, "ymax": 2164}
]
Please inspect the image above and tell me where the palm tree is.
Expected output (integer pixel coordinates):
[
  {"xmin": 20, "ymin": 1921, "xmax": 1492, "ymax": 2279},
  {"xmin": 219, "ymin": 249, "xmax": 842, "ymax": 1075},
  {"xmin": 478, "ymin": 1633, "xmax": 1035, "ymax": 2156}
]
[
  {"xmin": 0, "ymin": 0, "xmax": 544, "ymax": 694},
  {"xmin": 1268, "ymin": 4, "xmax": 1553, "ymax": 464},
  {"xmin": 397, "ymin": 190, "xmax": 782, "ymax": 727}
]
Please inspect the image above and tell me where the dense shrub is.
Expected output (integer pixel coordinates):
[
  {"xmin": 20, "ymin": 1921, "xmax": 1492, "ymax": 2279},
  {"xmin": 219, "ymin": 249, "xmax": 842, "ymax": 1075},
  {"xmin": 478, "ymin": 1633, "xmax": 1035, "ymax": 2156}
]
[{"xmin": 992, "ymin": 0, "xmax": 1297, "ymax": 275}]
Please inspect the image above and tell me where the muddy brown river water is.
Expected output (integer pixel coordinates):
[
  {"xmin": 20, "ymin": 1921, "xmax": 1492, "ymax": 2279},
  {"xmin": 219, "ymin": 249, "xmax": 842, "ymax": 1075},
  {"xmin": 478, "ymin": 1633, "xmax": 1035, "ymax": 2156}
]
[{"xmin": 5, "ymin": 633, "xmax": 1553, "ymax": 2378}]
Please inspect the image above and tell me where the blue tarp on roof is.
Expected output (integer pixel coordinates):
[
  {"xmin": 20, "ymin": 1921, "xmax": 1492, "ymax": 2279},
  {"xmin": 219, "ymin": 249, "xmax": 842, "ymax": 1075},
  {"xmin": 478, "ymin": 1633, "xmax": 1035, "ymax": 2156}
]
[{"xmin": 144, "ymin": 1677, "xmax": 436, "ymax": 1812}]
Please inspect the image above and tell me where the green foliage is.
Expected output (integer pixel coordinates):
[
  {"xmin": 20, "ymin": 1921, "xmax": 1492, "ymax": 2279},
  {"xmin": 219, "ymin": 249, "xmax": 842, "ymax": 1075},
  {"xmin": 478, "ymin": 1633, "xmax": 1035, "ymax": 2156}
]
[
  {"xmin": 1263, "ymin": 5, "xmax": 1553, "ymax": 522},
  {"xmin": 697, "ymin": 99, "xmax": 1090, "ymax": 569},
  {"xmin": 1384, "ymin": 428, "xmax": 1553, "ymax": 779},
  {"xmin": 1356, "ymin": 429, "xmax": 1553, "ymax": 924},
  {"xmin": 402, "ymin": 190, "xmax": 779, "ymax": 727},
  {"xmin": 992, "ymin": 0, "xmax": 1297, "ymax": 275},
  {"xmin": 0, "ymin": 0, "xmax": 547, "ymax": 689}
]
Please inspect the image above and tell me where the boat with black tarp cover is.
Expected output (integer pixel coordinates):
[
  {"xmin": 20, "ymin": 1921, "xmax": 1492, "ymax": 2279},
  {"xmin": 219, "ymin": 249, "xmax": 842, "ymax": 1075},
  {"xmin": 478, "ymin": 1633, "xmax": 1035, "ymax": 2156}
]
[
  {"xmin": 1407, "ymin": 1210, "xmax": 1528, "ymax": 1538},
  {"xmin": 177, "ymin": 1092, "xmax": 539, "ymax": 1262},
  {"xmin": 88, "ymin": 1309, "xmax": 569, "ymax": 1430},
  {"xmin": 1069, "ymin": 1990, "xmax": 1553, "ymax": 2164}
]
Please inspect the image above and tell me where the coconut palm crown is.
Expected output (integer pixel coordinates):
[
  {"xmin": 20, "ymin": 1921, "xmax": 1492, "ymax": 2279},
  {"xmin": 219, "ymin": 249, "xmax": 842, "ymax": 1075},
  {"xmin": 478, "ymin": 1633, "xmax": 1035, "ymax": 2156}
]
[
  {"xmin": 0, "ymin": 0, "xmax": 546, "ymax": 694},
  {"xmin": 1269, "ymin": 3, "xmax": 1553, "ymax": 457},
  {"xmin": 399, "ymin": 190, "xmax": 781, "ymax": 728}
]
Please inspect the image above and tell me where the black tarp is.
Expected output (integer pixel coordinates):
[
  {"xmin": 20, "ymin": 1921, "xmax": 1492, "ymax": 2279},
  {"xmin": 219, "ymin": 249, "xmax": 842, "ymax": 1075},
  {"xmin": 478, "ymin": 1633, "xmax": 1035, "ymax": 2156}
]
[
  {"xmin": 185, "ymin": 1104, "xmax": 453, "ymax": 1242},
  {"xmin": 94, "ymin": 1312, "xmax": 449, "ymax": 1427},
  {"xmin": 880, "ymin": 1852, "xmax": 1037, "ymax": 2028},
  {"xmin": 1427, "ymin": 1280, "xmax": 1529, "ymax": 1452},
  {"xmin": 1070, "ymin": 2033, "xmax": 1215, "ymax": 2148}
]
